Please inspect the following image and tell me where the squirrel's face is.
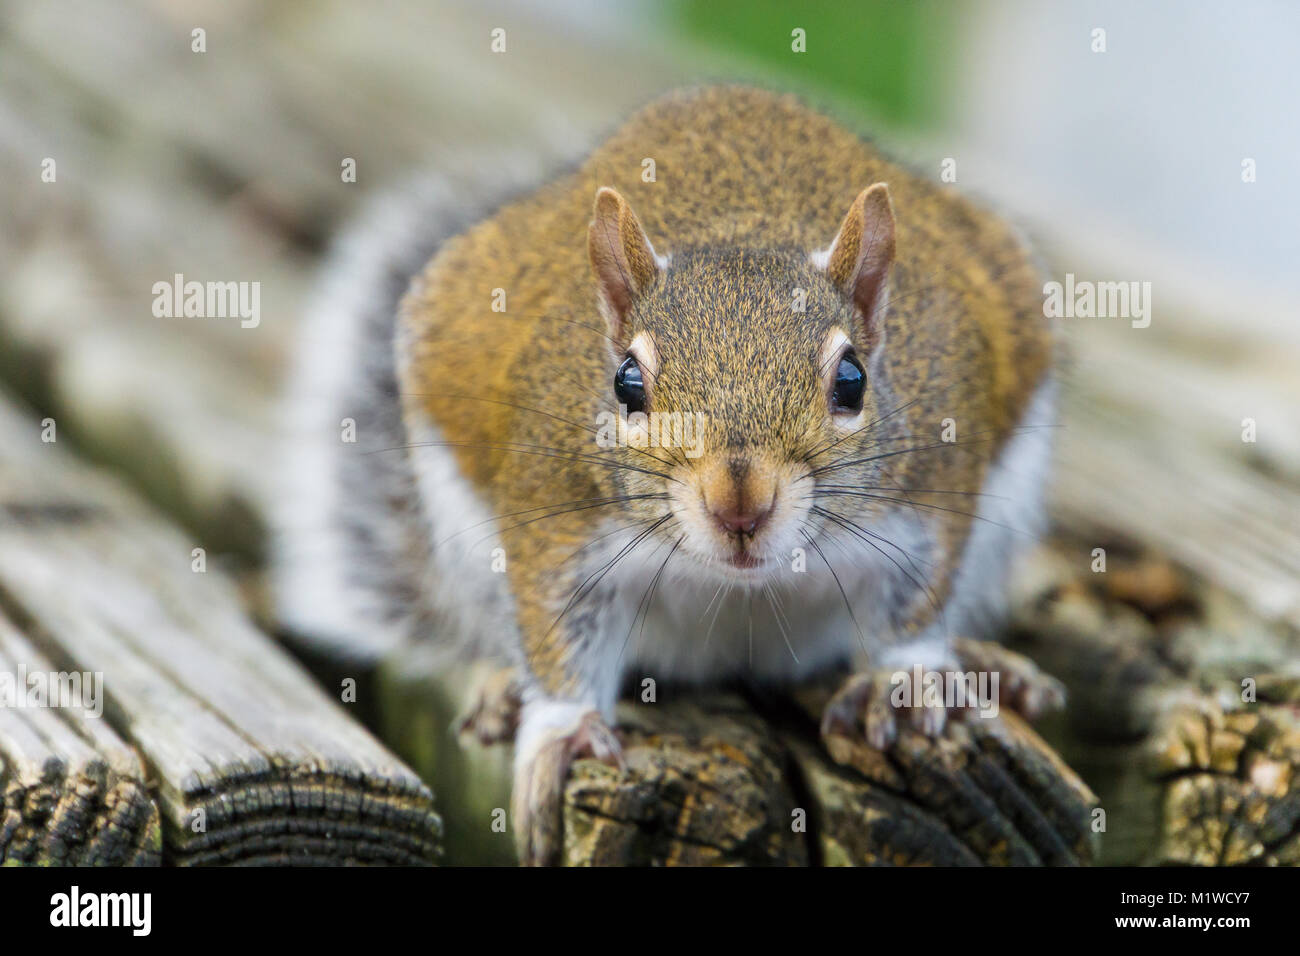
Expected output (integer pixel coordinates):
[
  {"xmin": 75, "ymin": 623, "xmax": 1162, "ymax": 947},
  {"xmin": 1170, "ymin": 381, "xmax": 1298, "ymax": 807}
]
[{"xmin": 588, "ymin": 185, "xmax": 898, "ymax": 584}]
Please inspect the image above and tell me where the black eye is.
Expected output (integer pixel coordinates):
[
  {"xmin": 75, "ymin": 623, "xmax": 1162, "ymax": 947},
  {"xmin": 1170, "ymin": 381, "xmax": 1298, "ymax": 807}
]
[
  {"xmin": 831, "ymin": 352, "xmax": 865, "ymax": 413},
  {"xmin": 614, "ymin": 355, "xmax": 646, "ymax": 413}
]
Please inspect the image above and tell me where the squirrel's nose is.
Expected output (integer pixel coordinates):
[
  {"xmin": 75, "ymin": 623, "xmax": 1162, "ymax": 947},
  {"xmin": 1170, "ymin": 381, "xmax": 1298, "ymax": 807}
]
[{"xmin": 713, "ymin": 504, "xmax": 770, "ymax": 536}]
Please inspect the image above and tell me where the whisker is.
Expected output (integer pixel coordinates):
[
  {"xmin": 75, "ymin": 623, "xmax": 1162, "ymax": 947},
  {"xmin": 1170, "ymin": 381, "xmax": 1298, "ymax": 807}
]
[
  {"xmin": 809, "ymin": 504, "xmax": 936, "ymax": 570},
  {"xmin": 816, "ymin": 483, "xmax": 1007, "ymax": 500},
  {"xmin": 459, "ymin": 494, "xmax": 669, "ymax": 552},
  {"xmin": 801, "ymin": 389, "xmax": 932, "ymax": 464},
  {"xmin": 811, "ymin": 490, "xmax": 1030, "ymax": 538},
  {"xmin": 762, "ymin": 584, "xmax": 800, "ymax": 665},
  {"xmin": 374, "ymin": 438, "xmax": 680, "ymax": 484},
  {"xmin": 807, "ymin": 431, "xmax": 1011, "ymax": 479},
  {"xmin": 699, "ymin": 578, "xmax": 727, "ymax": 625},
  {"xmin": 864, "ymin": 461, "xmax": 936, "ymax": 560},
  {"xmin": 799, "ymin": 528, "xmax": 869, "ymax": 659},
  {"xmin": 439, "ymin": 492, "xmax": 665, "ymax": 545},
  {"xmin": 399, "ymin": 391, "xmax": 679, "ymax": 471},
  {"xmin": 806, "ymin": 408, "xmax": 1060, "ymax": 478},
  {"xmin": 811, "ymin": 505, "xmax": 942, "ymax": 617},
  {"xmin": 747, "ymin": 591, "xmax": 754, "ymax": 669},
  {"xmin": 542, "ymin": 513, "xmax": 673, "ymax": 642},
  {"xmin": 702, "ymin": 578, "xmax": 735, "ymax": 654},
  {"xmin": 546, "ymin": 513, "xmax": 667, "ymax": 578},
  {"xmin": 617, "ymin": 532, "xmax": 683, "ymax": 669}
]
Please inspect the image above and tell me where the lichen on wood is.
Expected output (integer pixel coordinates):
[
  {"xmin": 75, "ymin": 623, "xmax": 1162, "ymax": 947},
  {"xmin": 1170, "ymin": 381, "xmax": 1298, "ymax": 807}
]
[{"xmin": 1151, "ymin": 679, "xmax": 1300, "ymax": 866}]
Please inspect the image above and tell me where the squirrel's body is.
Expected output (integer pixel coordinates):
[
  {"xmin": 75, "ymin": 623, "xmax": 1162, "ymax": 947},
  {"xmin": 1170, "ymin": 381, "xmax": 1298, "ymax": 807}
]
[{"xmin": 275, "ymin": 87, "xmax": 1059, "ymax": 863}]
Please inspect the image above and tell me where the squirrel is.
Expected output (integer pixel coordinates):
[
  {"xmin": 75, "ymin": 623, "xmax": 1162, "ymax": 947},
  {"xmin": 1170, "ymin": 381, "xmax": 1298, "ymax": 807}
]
[{"xmin": 273, "ymin": 86, "xmax": 1065, "ymax": 865}]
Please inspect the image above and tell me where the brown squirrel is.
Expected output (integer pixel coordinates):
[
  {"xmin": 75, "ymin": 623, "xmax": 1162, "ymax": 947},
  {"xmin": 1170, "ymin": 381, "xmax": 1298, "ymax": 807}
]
[{"xmin": 274, "ymin": 86, "xmax": 1064, "ymax": 865}]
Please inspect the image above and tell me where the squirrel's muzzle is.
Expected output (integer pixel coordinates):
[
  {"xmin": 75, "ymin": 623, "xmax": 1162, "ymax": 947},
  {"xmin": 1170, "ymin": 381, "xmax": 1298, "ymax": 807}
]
[{"xmin": 700, "ymin": 455, "xmax": 777, "ymax": 542}]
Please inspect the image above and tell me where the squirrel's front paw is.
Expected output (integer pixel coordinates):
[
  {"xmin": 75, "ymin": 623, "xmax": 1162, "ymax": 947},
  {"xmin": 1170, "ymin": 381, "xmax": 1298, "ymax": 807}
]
[
  {"xmin": 821, "ymin": 669, "xmax": 948, "ymax": 749},
  {"xmin": 820, "ymin": 643, "xmax": 1066, "ymax": 753},
  {"xmin": 951, "ymin": 637, "xmax": 1066, "ymax": 720},
  {"xmin": 512, "ymin": 709, "xmax": 623, "ymax": 866}
]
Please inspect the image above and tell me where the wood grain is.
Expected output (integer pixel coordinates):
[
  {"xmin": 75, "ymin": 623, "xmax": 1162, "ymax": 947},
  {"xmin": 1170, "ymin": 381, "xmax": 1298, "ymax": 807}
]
[
  {"xmin": 0, "ymin": 610, "xmax": 160, "ymax": 865},
  {"xmin": 0, "ymin": 396, "xmax": 441, "ymax": 864}
]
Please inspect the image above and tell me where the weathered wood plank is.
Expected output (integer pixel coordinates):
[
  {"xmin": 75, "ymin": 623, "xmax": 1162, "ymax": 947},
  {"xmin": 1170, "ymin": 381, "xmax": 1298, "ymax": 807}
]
[
  {"xmin": 0, "ymin": 610, "xmax": 161, "ymax": 865},
  {"xmin": 552, "ymin": 688, "xmax": 1098, "ymax": 866},
  {"xmin": 377, "ymin": 646, "xmax": 1100, "ymax": 865},
  {"xmin": 1151, "ymin": 680, "xmax": 1300, "ymax": 866},
  {"xmin": 1007, "ymin": 537, "xmax": 1300, "ymax": 864},
  {"xmin": 562, "ymin": 695, "xmax": 811, "ymax": 866},
  {"xmin": 0, "ymin": 395, "xmax": 441, "ymax": 864}
]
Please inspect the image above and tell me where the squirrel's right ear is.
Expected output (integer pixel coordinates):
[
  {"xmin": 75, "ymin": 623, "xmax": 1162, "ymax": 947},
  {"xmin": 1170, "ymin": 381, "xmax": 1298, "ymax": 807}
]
[
  {"xmin": 817, "ymin": 183, "xmax": 896, "ymax": 352},
  {"xmin": 588, "ymin": 187, "xmax": 664, "ymax": 350}
]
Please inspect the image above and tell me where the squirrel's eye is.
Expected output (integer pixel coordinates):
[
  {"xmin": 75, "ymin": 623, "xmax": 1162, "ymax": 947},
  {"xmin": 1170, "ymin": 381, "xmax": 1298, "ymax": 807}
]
[
  {"xmin": 831, "ymin": 353, "xmax": 866, "ymax": 413},
  {"xmin": 614, "ymin": 355, "xmax": 646, "ymax": 413}
]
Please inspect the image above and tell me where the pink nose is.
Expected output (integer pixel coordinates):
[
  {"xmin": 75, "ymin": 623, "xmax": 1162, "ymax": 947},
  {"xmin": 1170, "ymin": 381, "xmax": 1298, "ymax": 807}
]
[{"xmin": 713, "ymin": 505, "xmax": 770, "ymax": 536}]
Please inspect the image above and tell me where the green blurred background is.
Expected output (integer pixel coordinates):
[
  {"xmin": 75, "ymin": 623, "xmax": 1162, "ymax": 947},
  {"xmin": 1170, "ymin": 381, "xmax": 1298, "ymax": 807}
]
[{"xmin": 674, "ymin": 0, "xmax": 957, "ymax": 129}]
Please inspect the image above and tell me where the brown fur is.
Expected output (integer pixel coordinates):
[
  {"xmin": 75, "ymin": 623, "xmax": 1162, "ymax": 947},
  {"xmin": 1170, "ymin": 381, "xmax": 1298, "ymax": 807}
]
[{"xmin": 398, "ymin": 86, "xmax": 1052, "ymax": 695}]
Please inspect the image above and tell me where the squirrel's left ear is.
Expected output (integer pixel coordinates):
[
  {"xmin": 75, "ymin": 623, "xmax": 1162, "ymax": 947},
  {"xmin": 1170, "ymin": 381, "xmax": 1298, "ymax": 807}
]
[
  {"xmin": 817, "ymin": 183, "xmax": 896, "ymax": 351},
  {"xmin": 588, "ymin": 186, "xmax": 665, "ymax": 351}
]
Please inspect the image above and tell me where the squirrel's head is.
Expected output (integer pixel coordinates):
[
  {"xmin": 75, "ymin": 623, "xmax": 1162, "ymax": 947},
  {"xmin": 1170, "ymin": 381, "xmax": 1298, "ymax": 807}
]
[{"xmin": 588, "ymin": 184, "xmax": 900, "ymax": 583}]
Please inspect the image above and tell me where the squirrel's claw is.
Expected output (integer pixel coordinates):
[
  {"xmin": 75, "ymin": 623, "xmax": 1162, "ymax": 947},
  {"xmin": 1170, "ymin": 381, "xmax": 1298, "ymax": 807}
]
[
  {"xmin": 820, "ymin": 643, "xmax": 1065, "ymax": 756},
  {"xmin": 821, "ymin": 669, "xmax": 946, "ymax": 749},
  {"xmin": 950, "ymin": 637, "xmax": 1067, "ymax": 721}
]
